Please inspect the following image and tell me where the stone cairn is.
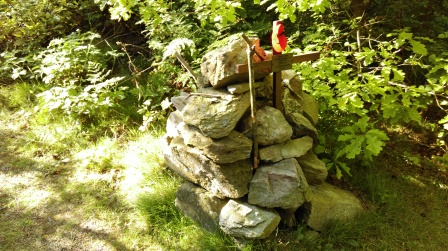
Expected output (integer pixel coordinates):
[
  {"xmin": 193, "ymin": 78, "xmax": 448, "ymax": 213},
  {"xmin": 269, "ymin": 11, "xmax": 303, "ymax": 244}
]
[{"xmin": 162, "ymin": 36, "xmax": 363, "ymax": 239}]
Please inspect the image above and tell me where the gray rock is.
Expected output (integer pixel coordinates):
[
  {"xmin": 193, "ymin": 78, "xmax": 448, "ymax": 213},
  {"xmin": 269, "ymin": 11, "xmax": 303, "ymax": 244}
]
[
  {"xmin": 282, "ymin": 70, "xmax": 302, "ymax": 93},
  {"xmin": 163, "ymin": 136, "xmax": 253, "ymax": 199},
  {"xmin": 196, "ymin": 70, "xmax": 210, "ymax": 88},
  {"xmin": 179, "ymin": 124, "xmax": 253, "ymax": 164},
  {"xmin": 286, "ymin": 112, "xmax": 318, "ymax": 140},
  {"xmin": 283, "ymin": 88, "xmax": 303, "ymax": 117},
  {"xmin": 246, "ymin": 106, "xmax": 293, "ymax": 146},
  {"xmin": 257, "ymin": 74, "xmax": 274, "ymax": 99},
  {"xmin": 171, "ymin": 92, "xmax": 190, "ymax": 111},
  {"xmin": 282, "ymin": 71, "xmax": 303, "ymax": 116},
  {"xmin": 299, "ymin": 92, "xmax": 319, "ymax": 126},
  {"xmin": 280, "ymin": 72, "xmax": 318, "ymax": 126},
  {"xmin": 165, "ymin": 111, "xmax": 183, "ymax": 140},
  {"xmin": 259, "ymin": 136, "xmax": 314, "ymax": 163},
  {"xmin": 175, "ymin": 182, "xmax": 228, "ymax": 233},
  {"xmin": 278, "ymin": 208, "xmax": 298, "ymax": 228},
  {"xmin": 200, "ymin": 36, "xmax": 270, "ymax": 88},
  {"xmin": 248, "ymin": 158, "xmax": 311, "ymax": 209},
  {"xmin": 219, "ymin": 200, "xmax": 281, "ymax": 239},
  {"xmin": 227, "ymin": 81, "xmax": 265, "ymax": 94},
  {"xmin": 299, "ymin": 182, "xmax": 364, "ymax": 231},
  {"xmin": 297, "ymin": 150, "xmax": 328, "ymax": 185},
  {"xmin": 181, "ymin": 88, "xmax": 250, "ymax": 139}
]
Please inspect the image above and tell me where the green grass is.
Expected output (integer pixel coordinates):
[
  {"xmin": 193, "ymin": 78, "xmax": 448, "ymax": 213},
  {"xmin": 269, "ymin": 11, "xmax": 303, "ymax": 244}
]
[{"xmin": 1, "ymin": 83, "xmax": 447, "ymax": 250}]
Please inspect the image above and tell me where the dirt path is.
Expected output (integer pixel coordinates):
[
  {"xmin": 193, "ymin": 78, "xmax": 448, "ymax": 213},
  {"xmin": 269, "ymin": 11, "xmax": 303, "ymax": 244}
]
[{"xmin": 0, "ymin": 112, "xmax": 134, "ymax": 251}]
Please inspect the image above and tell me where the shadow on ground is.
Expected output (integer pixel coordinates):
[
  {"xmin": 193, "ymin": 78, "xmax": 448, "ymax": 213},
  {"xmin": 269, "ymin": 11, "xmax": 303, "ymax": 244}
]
[{"xmin": 0, "ymin": 127, "xmax": 132, "ymax": 251}]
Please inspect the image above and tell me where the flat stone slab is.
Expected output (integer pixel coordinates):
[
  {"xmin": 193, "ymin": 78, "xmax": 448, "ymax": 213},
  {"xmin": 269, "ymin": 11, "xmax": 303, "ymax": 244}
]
[
  {"xmin": 299, "ymin": 182, "xmax": 364, "ymax": 231},
  {"xmin": 286, "ymin": 112, "xmax": 318, "ymax": 140},
  {"xmin": 219, "ymin": 200, "xmax": 281, "ymax": 239},
  {"xmin": 297, "ymin": 150, "xmax": 328, "ymax": 185},
  {"xmin": 200, "ymin": 36, "xmax": 270, "ymax": 88},
  {"xmin": 179, "ymin": 124, "xmax": 252, "ymax": 164},
  {"xmin": 259, "ymin": 136, "xmax": 313, "ymax": 163},
  {"xmin": 181, "ymin": 88, "xmax": 250, "ymax": 139},
  {"xmin": 227, "ymin": 82, "xmax": 264, "ymax": 94},
  {"xmin": 163, "ymin": 136, "xmax": 253, "ymax": 199},
  {"xmin": 248, "ymin": 158, "xmax": 311, "ymax": 209},
  {"xmin": 175, "ymin": 182, "xmax": 228, "ymax": 233}
]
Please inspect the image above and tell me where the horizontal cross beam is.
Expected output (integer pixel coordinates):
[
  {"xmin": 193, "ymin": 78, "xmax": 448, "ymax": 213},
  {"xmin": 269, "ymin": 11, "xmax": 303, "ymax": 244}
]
[{"xmin": 235, "ymin": 52, "xmax": 320, "ymax": 74}]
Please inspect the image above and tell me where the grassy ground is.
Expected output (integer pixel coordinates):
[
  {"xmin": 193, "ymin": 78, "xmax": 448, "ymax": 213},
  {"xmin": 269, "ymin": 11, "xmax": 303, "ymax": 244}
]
[{"xmin": 1, "ymin": 84, "xmax": 447, "ymax": 250}]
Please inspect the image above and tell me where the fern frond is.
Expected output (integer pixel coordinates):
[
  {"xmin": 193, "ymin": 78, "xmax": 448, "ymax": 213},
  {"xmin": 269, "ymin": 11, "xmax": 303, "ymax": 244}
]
[{"xmin": 163, "ymin": 38, "xmax": 195, "ymax": 60}]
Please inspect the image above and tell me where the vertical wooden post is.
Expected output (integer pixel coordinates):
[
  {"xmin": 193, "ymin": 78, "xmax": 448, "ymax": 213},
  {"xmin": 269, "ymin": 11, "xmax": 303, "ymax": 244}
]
[
  {"xmin": 273, "ymin": 71, "xmax": 283, "ymax": 110},
  {"xmin": 272, "ymin": 20, "xmax": 285, "ymax": 111}
]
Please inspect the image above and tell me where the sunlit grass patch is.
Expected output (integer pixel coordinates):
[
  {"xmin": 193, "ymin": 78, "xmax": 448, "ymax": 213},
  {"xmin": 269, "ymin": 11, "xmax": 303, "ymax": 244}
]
[
  {"xmin": 0, "ymin": 82, "xmax": 44, "ymax": 110},
  {"xmin": 0, "ymin": 171, "xmax": 54, "ymax": 211},
  {"xmin": 118, "ymin": 132, "xmax": 168, "ymax": 203},
  {"xmin": 75, "ymin": 137, "xmax": 123, "ymax": 173},
  {"xmin": 136, "ymin": 190, "xmax": 234, "ymax": 250}
]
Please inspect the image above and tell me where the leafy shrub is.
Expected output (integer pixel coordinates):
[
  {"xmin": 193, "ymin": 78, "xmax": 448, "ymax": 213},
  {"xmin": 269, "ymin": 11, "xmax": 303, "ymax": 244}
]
[
  {"xmin": 0, "ymin": 0, "xmax": 76, "ymax": 52},
  {"xmin": 34, "ymin": 31, "xmax": 127, "ymax": 125},
  {"xmin": 292, "ymin": 14, "xmax": 446, "ymax": 176},
  {"xmin": 133, "ymin": 62, "xmax": 181, "ymax": 131},
  {"xmin": 426, "ymin": 33, "xmax": 448, "ymax": 154},
  {"xmin": 0, "ymin": 0, "xmax": 105, "ymax": 85}
]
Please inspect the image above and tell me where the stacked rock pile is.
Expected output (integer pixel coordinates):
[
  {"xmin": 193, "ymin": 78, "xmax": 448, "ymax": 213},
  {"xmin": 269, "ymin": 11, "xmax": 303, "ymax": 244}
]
[{"xmin": 162, "ymin": 35, "xmax": 363, "ymax": 239}]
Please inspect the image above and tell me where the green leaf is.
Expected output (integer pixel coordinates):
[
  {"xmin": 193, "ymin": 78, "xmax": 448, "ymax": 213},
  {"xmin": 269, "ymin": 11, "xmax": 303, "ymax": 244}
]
[
  {"xmin": 348, "ymin": 239, "xmax": 360, "ymax": 248},
  {"xmin": 438, "ymin": 32, "xmax": 448, "ymax": 39},
  {"xmin": 365, "ymin": 134, "xmax": 385, "ymax": 156},
  {"xmin": 356, "ymin": 116, "xmax": 370, "ymax": 133},
  {"xmin": 381, "ymin": 67, "xmax": 391, "ymax": 82},
  {"xmin": 366, "ymin": 129, "xmax": 389, "ymax": 140},
  {"xmin": 397, "ymin": 32, "xmax": 412, "ymax": 46},
  {"xmin": 337, "ymin": 161, "xmax": 351, "ymax": 176},
  {"xmin": 382, "ymin": 105, "xmax": 397, "ymax": 119},
  {"xmin": 335, "ymin": 165, "xmax": 342, "ymax": 179},
  {"xmin": 407, "ymin": 107, "xmax": 422, "ymax": 123},
  {"xmin": 315, "ymin": 144, "xmax": 325, "ymax": 154},
  {"xmin": 11, "ymin": 68, "xmax": 26, "ymax": 79},
  {"xmin": 338, "ymin": 133, "xmax": 355, "ymax": 141},
  {"xmin": 439, "ymin": 115, "xmax": 448, "ymax": 124},
  {"xmin": 361, "ymin": 48, "xmax": 376, "ymax": 66},
  {"xmin": 344, "ymin": 136, "xmax": 365, "ymax": 159},
  {"xmin": 160, "ymin": 97, "xmax": 171, "ymax": 110},
  {"xmin": 410, "ymin": 40, "xmax": 428, "ymax": 56},
  {"xmin": 391, "ymin": 68, "xmax": 405, "ymax": 82}
]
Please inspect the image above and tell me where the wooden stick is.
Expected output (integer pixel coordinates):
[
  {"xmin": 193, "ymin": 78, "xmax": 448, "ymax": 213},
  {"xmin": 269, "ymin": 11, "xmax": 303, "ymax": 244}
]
[
  {"xmin": 174, "ymin": 52, "xmax": 198, "ymax": 83},
  {"xmin": 241, "ymin": 34, "xmax": 265, "ymax": 62},
  {"xmin": 242, "ymin": 33, "xmax": 259, "ymax": 169}
]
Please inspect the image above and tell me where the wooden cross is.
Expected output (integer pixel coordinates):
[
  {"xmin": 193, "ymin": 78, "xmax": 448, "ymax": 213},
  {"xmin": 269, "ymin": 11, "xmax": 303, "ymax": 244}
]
[
  {"xmin": 236, "ymin": 20, "xmax": 319, "ymax": 110},
  {"xmin": 236, "ymin": 51, "xmax": 320, "ymax": 110}
]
